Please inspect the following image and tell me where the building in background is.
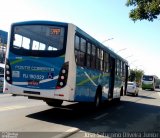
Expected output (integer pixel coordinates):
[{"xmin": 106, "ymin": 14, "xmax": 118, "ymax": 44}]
[
  {"xmin": 0, "ymin": 30, "xmax": 8, "ymax": 63},
  {"xmin": 0, "ymin": 30, "xmax": 8, "ymax": 45}
]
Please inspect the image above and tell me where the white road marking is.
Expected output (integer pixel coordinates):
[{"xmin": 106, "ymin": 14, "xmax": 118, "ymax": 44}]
[
  {"xmin": 0, "ymin": 94, "xmax": 12, "ymax": 97},
  {"xmin": 0, "ymin": 105, "xmax": 26, "ymax": 112},
  {"xmin": 65, "ymin": 128, "xmax": 79, "ymax": 132},
  {"xmin": 117, "ymin": 106, "xmax": 124, "ymax": 110},
  {"xmin": 93, "ymin": 113, "xmax": 109, "ymax": 120},
  {"xmin": 93, "ymin": 106, "xmax": 124, "ymax": 121},
  {"xmin": 53, "ymin": 127, "xmax": 80, "ymax": 138}
]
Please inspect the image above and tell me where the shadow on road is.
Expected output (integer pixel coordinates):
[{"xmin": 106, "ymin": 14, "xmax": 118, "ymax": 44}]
[
  {"xmin": 126, "ymin": 93, "xmax": 156, "ymax": 99},
  {"xmin": 137, "ymin": 95, "xmax": 156, "ymax": 99},
  {"xmin": 26, "ymin": 101, "xmax": 115, "ymax": 128},
  {"xmin": 26, "ymin": 98, "xmax": 160, "ymax": 134}
]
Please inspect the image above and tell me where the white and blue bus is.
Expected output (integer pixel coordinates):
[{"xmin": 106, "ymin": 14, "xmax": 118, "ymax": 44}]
[{"xmin": 4, "ymin": 21, "xmax": 129, "ymax": 107}]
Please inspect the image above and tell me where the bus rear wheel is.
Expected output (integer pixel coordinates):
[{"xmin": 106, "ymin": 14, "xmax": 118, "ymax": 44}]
[
  {"xmin": 45, "ymin": 99, "xmax": 63, "ymax": 107},
  {"xmin": 94, "ymin": 86, "xmax": 102, "ymax": 108}
]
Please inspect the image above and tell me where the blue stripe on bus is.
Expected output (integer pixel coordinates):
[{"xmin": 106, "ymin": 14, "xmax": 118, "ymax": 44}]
[{"xmin": 74, "ymin": 66, "xmax": 110, "ymax": 102}]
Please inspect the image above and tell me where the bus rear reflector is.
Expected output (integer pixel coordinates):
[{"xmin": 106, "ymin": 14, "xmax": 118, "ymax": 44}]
[
  {"xmin": 5, "ymin": 59, "xmax": 12, "ymax": 84},
  {"xmin": 56, "ymin": 62, "xmax": 69, "ymax": 89}
]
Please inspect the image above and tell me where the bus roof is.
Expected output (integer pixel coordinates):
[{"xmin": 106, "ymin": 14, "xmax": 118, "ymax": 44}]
[
  {"xmin": 143, "ymin": 75, "xmax": 158, "ymax": 79},
  {"xmin": 11, "ymin": 20, "xmax": 68, "ymax": 28},
  {"xmin": 11, "ymin": 20, "xmax": 128, "ymax": 64},
  {"xmin": 75, "ymin": 26, "xmax": 128, "ymax": 64}
]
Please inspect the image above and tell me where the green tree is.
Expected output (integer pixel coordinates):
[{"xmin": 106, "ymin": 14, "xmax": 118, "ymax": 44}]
[
  {"xmin": 134, "ymin": 69, "xmax": 144, "ymax": 85},
  {"xmin": 129, "ymin": 69, "xmax": 144, "ymax": 85},
  {"xmin": 129, "ymin": 69, "xmax": 136, "ymax": 82},
  {"xmin": 126, "ymin": 0, "xmax": 160, "ymax": 21}
]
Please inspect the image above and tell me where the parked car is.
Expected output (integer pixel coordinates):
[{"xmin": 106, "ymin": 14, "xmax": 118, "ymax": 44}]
[
  {"xmin": 0, "ymin": 63, "xmax": 5, "ymax": 92},
  {"xmin": 127, "ymin": 81, "xmax": 139, "ymax": 96},
  {"xmin": 0, "ymin": 63, "xmax": 4, "ymax": 72},
  {"xmin": 0, "ymin": 74, "xmax": 4, "ymax": 92}
]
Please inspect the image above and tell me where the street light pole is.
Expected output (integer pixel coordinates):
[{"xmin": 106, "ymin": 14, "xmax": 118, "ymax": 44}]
[
  {"xmin": 101, "ymin": 38, "xmax": 114, "ymax": 44},
  {"xmin": 125, "ymin": 55, "xmax": 133, "ymax": 59},
  {"xmin": 116, "ymin": 48, "xmax": 127, "ymax": 53}
]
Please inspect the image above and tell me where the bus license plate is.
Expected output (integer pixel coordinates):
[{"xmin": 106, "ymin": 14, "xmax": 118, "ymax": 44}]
[{"xmin": 28, "ymin": 80, "xmax": 39, "ymax": 86}]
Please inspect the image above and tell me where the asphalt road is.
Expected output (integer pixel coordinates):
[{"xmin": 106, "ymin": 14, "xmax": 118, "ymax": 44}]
[{"xmin": 0, "ymin": 89, "xmax": 160, "ymax": 138}]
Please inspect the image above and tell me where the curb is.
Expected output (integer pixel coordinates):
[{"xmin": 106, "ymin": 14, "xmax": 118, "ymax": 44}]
[
  {"xmin": 0, "ymin": 93, "xmax": 12, "ymax": 97},
  {"xmin": 52, "ymin": 128, "xmax": 80, "ymax": 138}
]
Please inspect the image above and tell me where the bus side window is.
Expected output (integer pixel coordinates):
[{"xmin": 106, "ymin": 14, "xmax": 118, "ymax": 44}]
[
  {"xmin": 86, "ymin": 43, "xmax": 91, "ymax": 67},
  {"xmin": 116, "ymin": 60, "xmax": 122, "ymax": 76},
  {"xmin": 79, "ymin": 52, "xmax": 85, "ymax": 66},
  {"xmin": 96, "ymin": 48, "xmax": 100, "ymax": 70},
  {"xmin": 104, "ymin": 52, "xmax": 109, "ymax": 72},
  {"xmin": 91, "ymin": 45, "xmax": 96, "ymax": 69},
  {"xmin": 80, "ymin": 38, "xmax": 86, "ymax": 53},
  {"xmin": 79, "ymin": 38, "xmax": 86, "ymax": 66},
  {"xmin": 74, "ymin": 35, "xmax": 80, "ymax": 64},
  {"xmin": 74, "ymin": 36, "xmax": 87, "ymax": 66},
  {"xmin": 100, "ymin": 49, "xmax": 104, "ymax": 71},
  {"xmin": 96, "ymin": 48, "xmax": 103, "ymax": 71},
  {"xmin": 75, "ymin": 35, "xmax": 80, "ymax": 50},
  {"xmin": 122, "ymin": 62, "xmax": 125, "ymax": 77},
  {"xmin": 116, "ymin": 60, "xmax": 119, "ymax": 76},
  {"xmin": 120, "ymin": 60, "xmax": 122, "ymax": 77}
]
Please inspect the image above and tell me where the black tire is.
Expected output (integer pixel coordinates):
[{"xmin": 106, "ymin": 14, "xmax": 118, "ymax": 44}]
[
  {"xmin": 120, "ymin": 87, "xmax": 123, "ymax": 96},
  {"xmin": 45, "ymin": 99, "xmax": 63, "ymax": 107},
  {"xmin": 94, "ymin": 86, "xmax": 102, "ymax": 108}
]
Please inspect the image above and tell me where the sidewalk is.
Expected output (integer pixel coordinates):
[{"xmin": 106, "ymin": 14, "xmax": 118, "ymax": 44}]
[
  {"xmin": 155, "ymin": 89, "xmax": 160, "ymax": 96},
  {"xmin": 0, "ymin": 93, "xmax": 11, "ymax": 97}
]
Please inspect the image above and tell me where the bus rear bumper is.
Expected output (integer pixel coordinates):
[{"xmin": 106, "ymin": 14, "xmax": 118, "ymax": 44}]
[{"xmin": 4, "ymin": 83, "xmax": 75, "ymax": 101}]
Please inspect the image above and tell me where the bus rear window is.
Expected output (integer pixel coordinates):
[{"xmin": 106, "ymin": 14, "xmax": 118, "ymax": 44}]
[
  {"xmin": 11, "ymin": 25, "xmax": 67, "ymax": 57},
  {"xmin": 143, "ymin": 76, "xmax": 153, "ymax": 81}
]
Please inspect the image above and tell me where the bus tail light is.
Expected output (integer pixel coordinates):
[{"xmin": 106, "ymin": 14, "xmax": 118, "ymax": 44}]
[
  {"xmin": 5, "ymin": 59, "xmax": 12, "ymax": 84},
  {"xmin": 56, "ymin": 62, "xmax": 69, "ymax": 89}
]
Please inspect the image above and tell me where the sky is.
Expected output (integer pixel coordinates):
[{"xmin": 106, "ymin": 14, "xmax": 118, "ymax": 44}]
[{"xmin": 0, "ymin": 0, "xmax": 160, "ymax": 77}]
